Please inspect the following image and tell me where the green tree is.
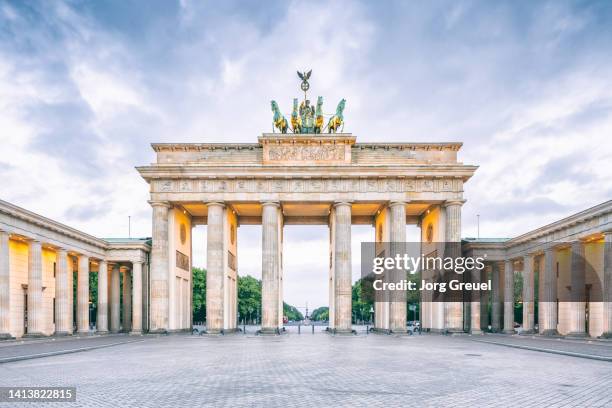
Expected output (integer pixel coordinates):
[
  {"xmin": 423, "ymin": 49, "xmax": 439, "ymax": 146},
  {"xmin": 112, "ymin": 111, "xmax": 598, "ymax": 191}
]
[
  {"xmin": 311, "ymin": 306, "xmax": 329, "ymax": 321},
  {"xmin": 238, "ymin": 275, "xmax": 261, "ymax": 323},
  {"xmin": 192, "ymin": 267, "xmax": 206, "ymax": 323},
  {"xmin": 283, "ymin": 302, "xmax": 304, "ymax": 321},
  {"xmin": 352, "ymin": 279, "xmax": 373, "ymax": 323}
]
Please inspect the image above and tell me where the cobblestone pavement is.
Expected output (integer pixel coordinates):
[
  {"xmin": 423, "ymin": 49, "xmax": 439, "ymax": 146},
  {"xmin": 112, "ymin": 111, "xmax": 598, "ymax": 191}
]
[
  {"xmin": 0, "ymin": 333, "xmax": 610, "ymax": 407},
  {"xmin": 470, "ymin": 334, "xmax": 612, "ymax": 360},
  {"xmin": 0, "ymin": 334, "xmax": 145, "ymax": 363}
]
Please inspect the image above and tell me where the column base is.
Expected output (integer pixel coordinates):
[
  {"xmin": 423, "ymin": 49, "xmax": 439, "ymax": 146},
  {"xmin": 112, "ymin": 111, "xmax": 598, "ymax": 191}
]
[
  {"xmin": 129, "ymin": 330, "xmax": 142, "ymax": 336},
  {"xmin": 258, "ymin": 327, "xmax": 282, "ymax": 335},
  {"xmin": 469, "ymin": 329, "xmax": 483, "ymax": 335},
  {"xmin": 502, "ymin": 329, "xmax": 515, "ymax": 334},
  {"xmin": 75, "ymin": 331, "xmax": 92, "ymax": 336},
  {"xmin": 23, "ymin": 332, "xmax": 46, "ymax": 338},
  {"xmin": 519, "ymin": 329, "xmax": 535, "ymax": 335},
  {"xmin": 369, "ymin": 328, "xmax": 392, "ymax": 335},
  {"xmin": 600, "ymin": 332, "xmax": 612, "ymax": 339},
  {"xmin": 565, "ymin": 331, "xmax": 587, "ymax": 338},
  {"xmin": 0, "ymin": 333, "xmax": 15, "ymax": 340},
  {"xmin": 147, "ymin": 329, "xmax": 168, "ymax": 335},
  {"xmin": 490, "ymin": 327, "xmax": 502, "ymax": 333},
  {"xmin": 540, "ymin": 329, "xmax": 559, "ymax": 336},
  {"xmin": 95, "ymin": 330, "xmax": 109, "ymax": 335},
  {"xmin": 329, "ymin": 328, "xmax": 356, "ymax": 336},
  {"xmin": 446, "ymin": 327, "xmax": 465, "ymax": 334},
  {"xmin": 53, "ymin": 331, "xmax": 72, "ymax": 337}
]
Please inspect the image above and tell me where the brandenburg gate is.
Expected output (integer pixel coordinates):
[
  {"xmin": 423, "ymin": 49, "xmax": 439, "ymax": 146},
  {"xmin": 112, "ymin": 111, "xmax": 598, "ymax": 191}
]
[{"xmin": 136, "ymin": 132, "xmax": 477, "ymax": 334}]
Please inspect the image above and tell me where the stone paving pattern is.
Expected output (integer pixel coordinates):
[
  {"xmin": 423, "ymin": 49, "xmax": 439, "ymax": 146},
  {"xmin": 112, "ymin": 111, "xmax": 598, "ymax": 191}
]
[{"xmin": 0, "ymin": 333, "xmax": 611, "ymax": 407}]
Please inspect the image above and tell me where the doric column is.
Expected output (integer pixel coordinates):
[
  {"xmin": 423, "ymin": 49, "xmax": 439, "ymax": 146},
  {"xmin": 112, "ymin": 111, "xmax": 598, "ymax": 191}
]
[
  {"xmin": 603, "ymin": 231, "xmax": 612, "ymax": 338},
  {"xmin": 54, "ymin": 249, "xmax": 71, "ymax": 335},
  {"xmin": 491, "ymin": 262, "xmax": 502, "ymax": 332},
  {"xmin": 480, "ymin": 267, "xmax": 489, "ymax": 330},
  {"xmin": 567, "ymin": 241, "xmax": 586, "ymax": 337},
  {"xmin": 261, "ymin": 201, "xmax": 281, "ymax": 333},
  {"xmin": 539, "ymin": 247, "xmax": 558, "ymax": 335},
  {"xmin": 96, "ymin": 260, "xmax": 108, "ymax": 334},
  {"xmin": 67, "ymin": 255, "xmax": 74, "ymax": 334},
  {"xmin": 77, "ymin": 256, "xmax": 90, "ymax": 335},
  {"xmin": 503, "ymin": 260, "xmax": 515, "ymax": 334},
  {"xmin": 122, "ymin": 269, "xmax": 132, "ymax": 332},
  {"xmin": 333, "ymin": 202, "xmax": 352, "ymax": 333},
  {"xmin": 444, "ymin": 200, "xmax": 464, "ymax": 332},
  {"xmin": 25, "ymin": 240, "xmax": 44, "ymax": 337},
  {"xmin": 522, "ymin": 254, "xmax": 535, "ymax": 334},
  {"xmin": 131, "ymin": 261, "xmax": 143, "ymax": 335},
  {"xmin": 0, "ymin": 230, "xmax": 11, "ymax": 339},
  {"xmin": 110, "ymin": 264, "xmax": 120, "ymax": 333},
  {"xmin": 389, "ymin": 201, "xmax": 407, "ymax": 332},
  {"xmin": 149, "ymin": 201, "xmax": 171, "ymax": 333},
  {"xmin": 206, "ymin": 202, "xmax": 225, "ymax": 333},
  {"xmin": 470, "ymin": 264, "xmax": 482, "ymax": 334}
]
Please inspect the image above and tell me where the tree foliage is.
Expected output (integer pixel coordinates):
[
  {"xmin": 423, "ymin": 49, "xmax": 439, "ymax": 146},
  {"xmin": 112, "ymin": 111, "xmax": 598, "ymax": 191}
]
[
  {"xmin": 311, "ymin": 306, "xmax": 329, "ymax": 321},
  {"xmin": 192, "ymin": 267, "xmax": 206, "ymax": 322}
]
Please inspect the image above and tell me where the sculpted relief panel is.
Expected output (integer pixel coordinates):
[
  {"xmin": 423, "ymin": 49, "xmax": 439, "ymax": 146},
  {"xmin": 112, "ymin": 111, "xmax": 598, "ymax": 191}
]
[
  {"xmin": 268, "ymin": 145, "xmax": 345, "ymax": 162},
  {"xmin": 154, "ymin": 178, "xmax": 462, "ymax": 194}
]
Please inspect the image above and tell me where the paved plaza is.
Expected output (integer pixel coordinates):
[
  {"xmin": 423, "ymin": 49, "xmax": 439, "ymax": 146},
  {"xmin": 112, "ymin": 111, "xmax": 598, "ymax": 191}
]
[{"xmin": 1, "ymin": 333, "xmax": 611, "ymax": 407}]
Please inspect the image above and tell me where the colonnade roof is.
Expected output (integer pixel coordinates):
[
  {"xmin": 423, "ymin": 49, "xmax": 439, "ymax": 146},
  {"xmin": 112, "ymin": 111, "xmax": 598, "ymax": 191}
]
[{"xmin": 463, "ymin": 200, "xmax": 612, "ymax": 255}]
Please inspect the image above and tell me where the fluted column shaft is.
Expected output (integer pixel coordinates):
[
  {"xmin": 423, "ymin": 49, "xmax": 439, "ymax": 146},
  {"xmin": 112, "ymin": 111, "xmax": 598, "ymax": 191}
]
[
  {"xmin": 333, "ymin": 202, "xmax": 352, "ymax": 333},
  {"xmin": 389, "ymin": 201, "xmax": 406, "ymax": 332},
  {"xmin": 603, "ymin": 232, "xmax": 612, "ymax": 338},
  {"xmin": 470, "ymin": 265, "xmax": 481, "ymax": 334},
  {"xmin": 491, "ymin": 262, "xmax": 502, "ymax": 332},
  {"xmin": 522, "ymin": 255, "xmax": 535, "ymax": 333},
  {"xmin": 539, "ymin": 247, "xmax": 558, "ymax": 335},
  {"xmin": 150, "ymin": 201, "xmax": 170, "ymax": 333},
  {"xmin": 110, "ymin": 265, "xmax": 120, "ymax": 333},
  {"xmin": 568, "ymin": 241, "xmax": 586, "ymax": 336},
  {"xmin": 261, "ymin": 202, "xmax": 281, "ymax": 333},
  {"xmin": 67, "ymin": 256, "xmax": 74, "ymax": 334},
  {"xmin": 26, "ymin": 240, "xmax": 44, "ymax": 336},
  {"xmin": 444, "ymin": 201, "xmax": 464, "ymax": 332},
  {"xmin": 0, "ymin": 231, "xmax": 10, "ymax": 338},
  {"xmin": 503, "ymin": 260, "xmax": 515, "ymax": 333},
  {"xmin": 131, "ymin": 261, "xmax": 143, "ymax": 334},
  {"xmin": 479, "ymin": 267, "xmax": 489, "ymax": 330},
  {"xmin": 77, "ymin": 256, "xmax": 90, "ymax": 335},
  {"xmin": 54, "ymin": 249, "xmax": 70, "ymax": 335},
  {"xmin": 122, "ymin": 269, "xmax": 132, "ymax": 332},
  {"xmin": 206, "ymin": 202, "xmax": 225, "ymax": 333},
  {"xmin": 96, "ymin": 261, "xmax": 108, "ymax": 333}
]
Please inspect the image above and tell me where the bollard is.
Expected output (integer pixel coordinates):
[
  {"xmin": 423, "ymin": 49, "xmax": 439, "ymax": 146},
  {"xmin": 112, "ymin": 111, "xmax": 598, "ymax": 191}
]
[
  {"xmin": 298, "ymin": 324, "xmax": 301, "ymax": 334},
  {"xmin": 312, "ymin": 324, "xmax": 314, "ymax": 334}
]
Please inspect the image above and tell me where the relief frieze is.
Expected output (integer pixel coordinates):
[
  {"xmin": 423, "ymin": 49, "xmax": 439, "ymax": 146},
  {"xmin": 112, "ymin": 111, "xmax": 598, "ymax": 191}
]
[{"xmin": 154, "ymin": 177, "xmax": 455, "ymax": 194}]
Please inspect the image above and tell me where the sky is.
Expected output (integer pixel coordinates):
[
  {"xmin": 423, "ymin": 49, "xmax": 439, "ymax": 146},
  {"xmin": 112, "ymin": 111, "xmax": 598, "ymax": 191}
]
[{"xmin": 1, "ymin": 0, "xmax": 612, "ymax": 310}]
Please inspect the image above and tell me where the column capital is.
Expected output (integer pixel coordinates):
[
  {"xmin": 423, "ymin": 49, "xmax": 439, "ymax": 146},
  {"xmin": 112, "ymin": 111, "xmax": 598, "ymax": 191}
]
[
  {"xmin": 443, "ymin": 199, "xmax": 466, "ymax": 208},
  {"xmin": 260, "ymin": 201, "xmax": 280, "ymax": 208},
  {"xmin": 333, "ymin": 201, "xmax": 353, "ymax": 208},
  {"xmin": 148, "ymin": 200, "xmax": 172, "ymax": 208},
  {"xmin": 206, "ymin": 201, "xmax": 226, "ymax": 208},
  {"xmin": 388, "ymin": 201, "xmax": 407, "ymax": 208}
]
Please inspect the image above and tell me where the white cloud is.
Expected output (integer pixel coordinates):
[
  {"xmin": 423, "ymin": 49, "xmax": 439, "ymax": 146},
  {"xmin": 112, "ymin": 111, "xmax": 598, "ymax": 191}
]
[{"xmin": 1, "ymin": 1, "xmax": 611, "ymax": 307}]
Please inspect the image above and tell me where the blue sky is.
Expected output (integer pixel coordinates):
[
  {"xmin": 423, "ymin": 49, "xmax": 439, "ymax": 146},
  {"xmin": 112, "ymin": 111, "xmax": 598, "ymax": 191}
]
[{"xmin": 1, "ymin": 1, "xmax": 611, "ymax": 308}]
